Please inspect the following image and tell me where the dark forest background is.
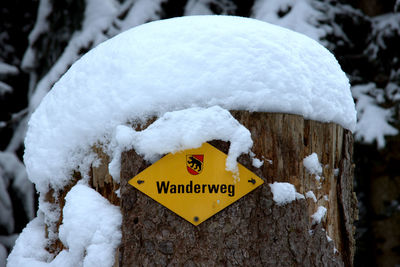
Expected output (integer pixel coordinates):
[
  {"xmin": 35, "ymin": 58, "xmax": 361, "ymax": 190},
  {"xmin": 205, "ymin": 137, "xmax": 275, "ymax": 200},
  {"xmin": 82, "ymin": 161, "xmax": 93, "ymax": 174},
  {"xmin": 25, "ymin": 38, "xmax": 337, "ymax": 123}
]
[{"xmin": 1, "ymin": 0, "xmax": 399, "ymax": 266}]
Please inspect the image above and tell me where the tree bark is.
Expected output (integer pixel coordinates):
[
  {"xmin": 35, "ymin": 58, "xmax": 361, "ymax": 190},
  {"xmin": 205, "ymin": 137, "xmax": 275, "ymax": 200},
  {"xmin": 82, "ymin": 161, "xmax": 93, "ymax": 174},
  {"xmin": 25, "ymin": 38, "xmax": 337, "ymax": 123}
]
[
  {"xmin": 118, "ymin": 111, "xmax": 357, "ymax": 266},
  {"xmin": 42, "ymin": 111, "xmax": 357, "ymax": 266}
]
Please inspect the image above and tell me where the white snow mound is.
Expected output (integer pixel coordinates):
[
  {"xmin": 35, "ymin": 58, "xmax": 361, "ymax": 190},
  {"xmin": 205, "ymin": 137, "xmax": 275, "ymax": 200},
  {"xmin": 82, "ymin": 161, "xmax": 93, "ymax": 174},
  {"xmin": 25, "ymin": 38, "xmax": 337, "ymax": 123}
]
[
  {"xmin": 269, "ymin": 182, "xmax": 304, "ymax": 205},
  {"xmin": 108, "ymin": 106, "xmax": 253, "ymax": 181},
  {"xmin": 7, "ymin": 184, "xmax": 121, "ymax": 267},
  {"xmin": 24, "ymin": 15, "xmax": 355, "ymax": 193},
  {"xmin": 311, "ymin": 206, "xmax": 327, "ymax": 225},
  {"xmin": 303, "ymin": 153, "xmax": 323, "ymax": 175}
]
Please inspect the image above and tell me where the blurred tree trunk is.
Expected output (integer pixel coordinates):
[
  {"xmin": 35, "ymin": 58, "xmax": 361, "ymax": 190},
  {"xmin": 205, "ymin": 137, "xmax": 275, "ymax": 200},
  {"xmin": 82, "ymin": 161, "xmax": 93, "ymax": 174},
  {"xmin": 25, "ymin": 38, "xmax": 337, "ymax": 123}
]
[
  {"xmin": 355, "ymin": 135, "xmax": 400, "ymax": 267},
  {"xmin": 118, "ymin": 112, "xmax": 357, "ymax": 266},
  {"xmin": 354, "ymin": 0, "xmax": 396, "ymax": 16}
]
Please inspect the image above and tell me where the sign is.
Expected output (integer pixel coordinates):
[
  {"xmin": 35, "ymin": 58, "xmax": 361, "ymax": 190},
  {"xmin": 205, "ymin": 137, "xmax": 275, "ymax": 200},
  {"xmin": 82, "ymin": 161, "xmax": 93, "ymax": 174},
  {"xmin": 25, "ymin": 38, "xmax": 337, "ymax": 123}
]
[{"xmin": 128, "ymin": 143, "xmax": 264, "ymax": 225}]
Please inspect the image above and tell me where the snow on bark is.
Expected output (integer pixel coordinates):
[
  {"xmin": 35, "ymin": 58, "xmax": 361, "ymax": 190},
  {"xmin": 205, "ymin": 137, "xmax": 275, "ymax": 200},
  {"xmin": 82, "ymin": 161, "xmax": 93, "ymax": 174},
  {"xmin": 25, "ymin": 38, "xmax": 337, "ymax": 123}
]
[
  {"xmin": 303, "ymin": 153, "xmax": 323, "ymax": 176},
  {"xmin": 269, "ymin": 182, "xmax": 304, "ymax": 205},
  {"xmin": 7, "ymin": 184, "xmax": 121, "ymax": 267},
  {"xmin": 251, "ymin": 157, "xmax": 264, "ymax": 168},
  {"xmin": 311, "ymin": 206, "xmax": 327, "ymax": 225},
  {"xmin": 109, "ymin": 106, "xmax": 253, "ymax": 181},
  {"xmin": 306, "ymin": 190, "xmax": 317, "ymax": 202}
]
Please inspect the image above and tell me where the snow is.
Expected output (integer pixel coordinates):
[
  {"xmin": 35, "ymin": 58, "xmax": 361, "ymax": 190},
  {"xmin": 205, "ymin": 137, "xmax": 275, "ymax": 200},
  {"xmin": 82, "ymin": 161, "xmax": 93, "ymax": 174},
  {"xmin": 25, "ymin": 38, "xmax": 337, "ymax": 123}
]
[
  {"xmin": 249, "ymin": 151, "xmax": 264, "ymax": 168},
  {"xmin": 252, "ymin": 0, "xmax": 329, "ymax": 41},
  {"xmin": 269, "ymin": 182, "xmax": 304, "ymax": 205},
  {"xmin": 28, "ymin": 0, "xmax": 119, "ymax": 112},
  {"xmin": 185, "ymin": 0, "xmax": 214, "ymax": 15},
  {"xmin": 117, "ymin": 0, "xmax": 166, "ymax": 32},
  {"xmin": 1, "ymin": 244, "xmax": 7, "ymax": 267},
  {"xmin": 21, "ymin": 0, "xmax": 52, "ymax": 71},
  {"xmin": 303, "ymin": 153, "xmax": 322, "ymax": 176},
  {"xmin": 367, "ymin": 13, "xmax": 400, "ymax": 58},
  {"xmin": 0, "ymin": 81, "xmax": 13, "ymax": 95},
  {"xmin": 386, "ymin": 80, "xmax": 400, "ymax": 102},
  {"xmin": 5, "ymin": 115, "xmax": 28, "ymax": 152},
  {"xmin": 25, "ymin": 15, "xmax": 355, "ymax": 194},
  {"xmin": 109, "ymin": 106, "xmax": 253, "ymax": 181},
  {"xmin": 311, "ymin": 206, "xmax": 327, "ymax": 225},
  {"xmin": 390, "ymin": 200, "xmax": 400, "ymax": 211},
  {"xmin": 115, "ymin": 188, "xmax": 120, "ymax": 198},
  {"xmin": 1, "ymin": 151, "xmax": 34, "ymax": 235},
  {"xmin": 7, "ymin": 184, "xmax": 121, "ymax": 267},
  {"xmin": 0, "ymin": 168, "xmax": 14, "ymax": 234},
  {"xmin": 184, "ymin": 0, "xmax": 236, "ymax": 16},
  {"xmin": 0, "ymin": 62, "xmax": 18, "ymax": 95},
  {"xmin": 0, "ymin": 152, "xmax": 35, "ymax": 221},
  {"xmin": 352, "ymin": 83, "xmax": 398, "ymax": 148},
  {"xmin": 0, "ymin": 234, "xmax": 18, "ymax": 250},
  {"xmin": 6, "ymin": 215, "xmax": 52, "ymax": 267},
  {"xmin": 57, "ymin": 184, "xmax": 121, "ymax": 267},
  {"xmin": 305, "ymin": 191, "xmax": 317, "ymax": 202},
  {"xmin": 252, "ymin": 157, "xmax": 264, "ymax": 168},
  {"xmin": 19, "ymin": 15, "xmax": 355, "ymax": 266},
  {"xmin": 0, "ymin": 62, "xmax": 19, "ymax": 76},
  {"xmin": 334, "ymin": 168, "xmax": 339, "ymax": 177}
]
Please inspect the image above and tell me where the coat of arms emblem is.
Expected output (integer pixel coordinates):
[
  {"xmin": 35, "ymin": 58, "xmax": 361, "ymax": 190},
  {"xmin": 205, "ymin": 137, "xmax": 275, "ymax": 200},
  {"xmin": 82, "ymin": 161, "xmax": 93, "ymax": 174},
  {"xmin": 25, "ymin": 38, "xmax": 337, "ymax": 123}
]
[{"xmin": 186, "ymin": 154, "xmax": 204, "ymax": 175}]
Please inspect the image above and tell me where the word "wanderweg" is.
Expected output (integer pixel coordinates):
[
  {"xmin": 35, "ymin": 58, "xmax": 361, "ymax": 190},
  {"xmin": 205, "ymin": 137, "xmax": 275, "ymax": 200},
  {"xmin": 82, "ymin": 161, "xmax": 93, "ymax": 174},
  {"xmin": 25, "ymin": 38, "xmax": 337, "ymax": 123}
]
[{"xmin": 156, "ymin": 180, "xmax": 235, "ymax": 197}]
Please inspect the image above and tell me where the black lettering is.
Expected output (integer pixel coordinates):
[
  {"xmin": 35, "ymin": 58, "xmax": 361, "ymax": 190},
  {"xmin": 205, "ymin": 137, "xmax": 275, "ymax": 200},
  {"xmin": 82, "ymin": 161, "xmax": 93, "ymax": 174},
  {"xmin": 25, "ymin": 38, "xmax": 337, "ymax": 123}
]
[
  {"xmin": 194, "ymin": 184, "xmax": 200, "ymax": 193},
  {"xmin": 186, "ymin": 180, "xmax": 193, "ymax": 193},
  {"xmin": 157, "ymin": 181, "xmax": 169, "ymax": 194},
  {"xmin": 220, "ymin": 184, "xmax": 227, "ymax": 193},
  {"xmin": 178, "ymin": 184, "xmax": 184, "ymax": 193},
  {"xmin": 170, "ymin": 184, "xmax": 176, "ymax": 193},
  {"xmin": 157, "ymin": 181, "xmax": 235, "ymax": 196},
  {"xmin": 208, "ymin": 184, "xmax": 220, "ymax": 194},
  {"xmin": 228, "ymin": 185, "xmax": 235, "ymax": 197}
]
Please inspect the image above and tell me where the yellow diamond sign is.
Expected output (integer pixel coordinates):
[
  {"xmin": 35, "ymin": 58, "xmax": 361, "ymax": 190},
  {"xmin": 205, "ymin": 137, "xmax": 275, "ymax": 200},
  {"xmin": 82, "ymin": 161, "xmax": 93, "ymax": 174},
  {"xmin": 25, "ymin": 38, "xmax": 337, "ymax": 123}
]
[{"xmin": 128, "ymin": 143, "xmax": 264, "ymax": 225}]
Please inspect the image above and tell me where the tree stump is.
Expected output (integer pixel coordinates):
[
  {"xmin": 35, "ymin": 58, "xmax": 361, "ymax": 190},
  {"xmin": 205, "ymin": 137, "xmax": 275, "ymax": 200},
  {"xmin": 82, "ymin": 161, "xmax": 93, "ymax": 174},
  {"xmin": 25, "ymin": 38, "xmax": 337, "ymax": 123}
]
[{"xmin": 118, "ymin": 111, "xmax": 358, "ymax": 266}]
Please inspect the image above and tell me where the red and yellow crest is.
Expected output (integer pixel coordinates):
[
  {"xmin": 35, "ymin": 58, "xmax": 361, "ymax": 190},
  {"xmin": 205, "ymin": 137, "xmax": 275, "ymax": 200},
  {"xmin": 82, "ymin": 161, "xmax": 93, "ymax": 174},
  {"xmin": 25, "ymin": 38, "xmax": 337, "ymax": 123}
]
[{"xmin": 186, "ymin": 154, "xmax": 204, "ymax": 175}]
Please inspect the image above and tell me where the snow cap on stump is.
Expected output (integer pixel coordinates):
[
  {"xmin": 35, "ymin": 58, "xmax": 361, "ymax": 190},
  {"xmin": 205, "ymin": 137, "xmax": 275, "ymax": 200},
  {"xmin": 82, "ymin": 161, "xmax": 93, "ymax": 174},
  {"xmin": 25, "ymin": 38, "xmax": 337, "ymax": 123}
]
[{"xmin": 24, "ymin": 15, "xmax": 356, "ymax": 193}]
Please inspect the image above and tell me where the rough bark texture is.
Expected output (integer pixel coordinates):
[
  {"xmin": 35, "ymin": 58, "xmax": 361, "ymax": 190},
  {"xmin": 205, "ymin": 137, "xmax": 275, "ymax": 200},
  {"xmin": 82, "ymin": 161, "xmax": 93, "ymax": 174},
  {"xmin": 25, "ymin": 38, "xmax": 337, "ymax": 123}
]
[
  {"xmin": 90, "ymin": 146, "xmax": 120, "ymax": 206},
  {"xmin": 119, "ymin": 112, "xmax": 357, "ymax": 266}
]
